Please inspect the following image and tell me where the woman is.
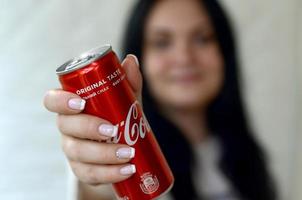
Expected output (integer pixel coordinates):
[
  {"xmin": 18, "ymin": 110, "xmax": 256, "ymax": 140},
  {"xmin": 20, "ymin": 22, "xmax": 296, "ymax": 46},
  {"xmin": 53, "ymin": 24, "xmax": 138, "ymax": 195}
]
[{"xmin": 44, "ymin": 0, "xmax": 277, "ymax": 199}]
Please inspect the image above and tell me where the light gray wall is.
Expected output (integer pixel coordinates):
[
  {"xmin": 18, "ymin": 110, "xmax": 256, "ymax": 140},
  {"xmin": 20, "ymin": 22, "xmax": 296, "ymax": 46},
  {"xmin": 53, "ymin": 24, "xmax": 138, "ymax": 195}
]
[
  {"xmin": 291, "ymin": 0, "xmax": 302, "ymax": 198},
  {"xmin": 0, "ymin": 0, "xmax": 300, "ymax": 199},
  {"xmin": 0, "ymin": 1, "xmax": 133, "ymax": 199},
  {"xmin": 220, "ymin": 1, "xmax": 300, "ymax": 199}
]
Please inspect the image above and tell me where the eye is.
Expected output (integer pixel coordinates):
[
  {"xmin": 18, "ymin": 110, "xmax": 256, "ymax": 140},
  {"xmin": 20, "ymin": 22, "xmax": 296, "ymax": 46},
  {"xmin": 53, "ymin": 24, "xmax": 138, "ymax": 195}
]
[
  {"xmin": 150, "ymin": 38, "xmax": 171, "ymax": 50},
  {"xmin": 194, "ymin": 33, "xmax": 216, "ymax": 46},
  {"xmin": 195, "ymin": 35, "xmax": 206, "ymax": 45}
]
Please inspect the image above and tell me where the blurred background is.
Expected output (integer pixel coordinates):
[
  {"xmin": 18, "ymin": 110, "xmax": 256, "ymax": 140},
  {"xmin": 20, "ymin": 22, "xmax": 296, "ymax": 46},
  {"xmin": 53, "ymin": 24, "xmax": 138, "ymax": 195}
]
[{"xmin": 0, "ymin": 0, "xmax": 301, "ymax": 199}]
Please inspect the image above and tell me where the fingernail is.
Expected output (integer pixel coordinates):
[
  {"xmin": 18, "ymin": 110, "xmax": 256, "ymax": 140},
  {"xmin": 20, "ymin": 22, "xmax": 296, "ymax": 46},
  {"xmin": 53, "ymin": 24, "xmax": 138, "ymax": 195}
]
[
  {"xmin": 98, "ymin": 124, "xmax": 118, "ymax": 137},
  {"xmin": 127, "ymin": 54, "xmax": 139, "ymax": 66},
  {"xmin": 116, "ymin": 147, "xmax": 135, "ymax": 159},
  {"xmin": 68, "ymin": 98, "xmax": 85, "ymax": 110},
  {"xmin": 120, "ymin": 164, "xmax": 136, "ymax": 175}
]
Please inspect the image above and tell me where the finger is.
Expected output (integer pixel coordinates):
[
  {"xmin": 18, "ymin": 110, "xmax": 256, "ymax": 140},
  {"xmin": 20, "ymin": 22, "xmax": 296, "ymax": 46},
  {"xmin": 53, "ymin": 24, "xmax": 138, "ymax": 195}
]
[
  {"xmin": 62, "ymin": 135, "xmax": 135, "ymax": 164},
  {"xmin": 69, "ymin": 161, "xmax": 136, "ymax": 185},
  {"xmin": 44, "ymin": 89, "xmax": 85, "ymax": 114},
  {"xmin": 57, "ymin": 113, "xmax": 118, "ymax": 141},
  {"xmin": 121, "ymin": 54, "xmax": 143, "ymax": 103}
]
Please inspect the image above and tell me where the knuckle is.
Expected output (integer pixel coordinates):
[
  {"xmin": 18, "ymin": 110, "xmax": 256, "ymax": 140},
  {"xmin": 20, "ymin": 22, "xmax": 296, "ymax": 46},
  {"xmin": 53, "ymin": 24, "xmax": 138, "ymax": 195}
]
[
  {"xmin": 56, "ymin": 115, "xmax": 65, "ymax": 133},
  {"xmin": 84, "ymin": 116, "xmax": 98, "ymax": 137},
  {"xmin": 60, "ymin": 135, "xmax": 67, "ymax": 153},
  {"xmin": 63, "ymin": 138, "xmax": 81, "ymax": 160},
  {"xmin": 70, "ymin": 162, "xmax": 99, "ymax": 185},
  {"xmin": 92, "ymin": 143, "xmax": 112, "ymax": 164},
  {"xmin": 69, "ymin": 161, "xmax": 80, "ymax": 176},
  {"xmin": 84, "ymin": 166, "xmax": 100, "ymax": 185},
  {"xmin": 101, "ymin": 148, "xmax": 113, "ymax": 163},
  {"xmin": 98, "ymin": 168, "xmax": 114, "ymax": 184}
]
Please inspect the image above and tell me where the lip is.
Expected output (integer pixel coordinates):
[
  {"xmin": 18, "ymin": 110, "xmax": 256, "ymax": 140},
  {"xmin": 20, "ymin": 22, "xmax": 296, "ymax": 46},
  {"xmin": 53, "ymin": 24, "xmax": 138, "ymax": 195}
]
[{"xmin": 171, "ymin": 73, "xmax": 201, "ymax": 83}]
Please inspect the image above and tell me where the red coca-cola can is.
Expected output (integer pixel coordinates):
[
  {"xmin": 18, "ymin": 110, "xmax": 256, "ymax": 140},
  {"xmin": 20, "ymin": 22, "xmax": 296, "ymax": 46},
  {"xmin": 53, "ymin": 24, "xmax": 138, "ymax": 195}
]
[{"xmin": 56, "ymin": 44, "xmax": 174, "ymax": 200}]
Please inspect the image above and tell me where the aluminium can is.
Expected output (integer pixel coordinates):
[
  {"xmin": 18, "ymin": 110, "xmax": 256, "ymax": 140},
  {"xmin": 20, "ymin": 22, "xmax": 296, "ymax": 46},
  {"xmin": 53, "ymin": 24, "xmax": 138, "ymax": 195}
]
[{"xmin": 56, "ymin": 44, "xmax": 174, "ymax": 200}]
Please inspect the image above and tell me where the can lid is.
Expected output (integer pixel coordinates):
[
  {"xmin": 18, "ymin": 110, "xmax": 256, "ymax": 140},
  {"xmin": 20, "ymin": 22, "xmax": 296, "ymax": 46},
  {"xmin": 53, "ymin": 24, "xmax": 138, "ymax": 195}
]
[{"xmin": 56, "ymin": 44, "xmax": 112, "ymax": 75}]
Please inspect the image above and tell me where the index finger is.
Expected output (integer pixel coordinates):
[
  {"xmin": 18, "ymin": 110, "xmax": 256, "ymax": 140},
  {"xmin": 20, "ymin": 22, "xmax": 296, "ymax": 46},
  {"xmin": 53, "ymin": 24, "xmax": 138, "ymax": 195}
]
[{"xmin": 43, "ymin": 89, "xmax": 85, "ymax": 114}]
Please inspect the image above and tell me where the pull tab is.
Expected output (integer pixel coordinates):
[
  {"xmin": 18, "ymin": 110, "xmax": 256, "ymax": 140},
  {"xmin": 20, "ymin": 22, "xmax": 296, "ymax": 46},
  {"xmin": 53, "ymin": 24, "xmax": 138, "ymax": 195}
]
[{"xmin": 66, "ymin": 54, "xmax": 96, "ymax": 70}]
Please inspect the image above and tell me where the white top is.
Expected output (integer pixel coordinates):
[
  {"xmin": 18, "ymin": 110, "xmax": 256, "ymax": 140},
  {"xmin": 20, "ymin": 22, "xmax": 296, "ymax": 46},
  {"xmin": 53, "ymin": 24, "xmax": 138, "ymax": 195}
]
[
  {"xmin": 192, "ymin": 136, "xmax": 239, "ymax": 200},
  {"xmin": 68, "ymin": 136, "xmax": 239, "ymax": 200}
]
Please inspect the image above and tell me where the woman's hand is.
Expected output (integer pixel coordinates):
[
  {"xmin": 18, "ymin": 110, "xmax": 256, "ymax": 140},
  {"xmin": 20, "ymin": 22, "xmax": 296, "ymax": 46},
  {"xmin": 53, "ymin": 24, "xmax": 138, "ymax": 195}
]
[{"xmin": 43, "ymin": 55, "xmax": 142, "ymax": 186}]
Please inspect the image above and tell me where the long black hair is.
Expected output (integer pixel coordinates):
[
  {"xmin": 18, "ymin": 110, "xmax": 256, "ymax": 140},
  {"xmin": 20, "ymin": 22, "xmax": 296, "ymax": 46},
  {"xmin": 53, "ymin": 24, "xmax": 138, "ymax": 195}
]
[{"xmin": 121, "ymin": 0, "xmax": 277, "ymax": 199}]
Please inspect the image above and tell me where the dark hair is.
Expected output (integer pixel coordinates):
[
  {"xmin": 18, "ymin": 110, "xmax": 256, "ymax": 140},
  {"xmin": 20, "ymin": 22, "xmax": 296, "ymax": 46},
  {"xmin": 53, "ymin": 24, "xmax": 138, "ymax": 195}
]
[{"xmin": 121, "ymin": 0, "xmax": 277, "ymax": 199}]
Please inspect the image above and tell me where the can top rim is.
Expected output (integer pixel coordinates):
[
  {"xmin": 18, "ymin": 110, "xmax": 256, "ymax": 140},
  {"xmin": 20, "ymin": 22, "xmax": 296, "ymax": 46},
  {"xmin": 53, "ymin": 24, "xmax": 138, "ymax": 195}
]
[{"xmin": 56, "ymin": 44, "xmax": 112, "ymax": 75}]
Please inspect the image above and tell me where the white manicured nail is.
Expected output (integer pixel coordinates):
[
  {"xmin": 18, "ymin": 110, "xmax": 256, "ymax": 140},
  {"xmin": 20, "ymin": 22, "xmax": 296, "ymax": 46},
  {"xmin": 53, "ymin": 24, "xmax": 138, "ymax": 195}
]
[
  {"xmin": 116, "ymin": 147, "xmax": 135, "ymax": 159},
  {"xmin": 98, "ymin": 124, "xmax": 118, "ymax": 137},
  {"xmin": 120, "ymin": 164, "xmax": 136, "ymax": 175},
  {"xmin": 68, "ymin": 98, "xmax": 85, "ymax": 110}
]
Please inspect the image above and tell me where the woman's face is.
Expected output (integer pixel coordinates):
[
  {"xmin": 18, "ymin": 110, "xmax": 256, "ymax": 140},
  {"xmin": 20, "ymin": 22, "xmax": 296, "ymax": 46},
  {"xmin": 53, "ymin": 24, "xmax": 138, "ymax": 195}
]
[{"xmin": 142, "ymin": 0, "xmax": 224, "ymax": 111}]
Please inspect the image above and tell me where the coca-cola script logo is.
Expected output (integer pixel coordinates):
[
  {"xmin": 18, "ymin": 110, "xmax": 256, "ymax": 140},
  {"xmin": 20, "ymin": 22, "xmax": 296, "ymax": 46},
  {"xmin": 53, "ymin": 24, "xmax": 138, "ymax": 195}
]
[{"xmin": 108, "ymin": 101, "xmax": 151, "ymax": 146}]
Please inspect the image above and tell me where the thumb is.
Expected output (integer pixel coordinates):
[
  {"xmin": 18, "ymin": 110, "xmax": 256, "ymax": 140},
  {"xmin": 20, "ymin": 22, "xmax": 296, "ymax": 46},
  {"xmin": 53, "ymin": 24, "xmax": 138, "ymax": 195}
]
[{"xmin": 121, "ymin": 54, "xmax": 143, "ymax": 104}]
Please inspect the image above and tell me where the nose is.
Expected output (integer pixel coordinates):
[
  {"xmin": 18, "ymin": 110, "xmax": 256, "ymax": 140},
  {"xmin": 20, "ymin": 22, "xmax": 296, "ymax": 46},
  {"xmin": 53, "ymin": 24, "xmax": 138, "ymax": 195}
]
[{"xmin": 170, "ymin": 42, "xmax": 194, "ymax": 67}]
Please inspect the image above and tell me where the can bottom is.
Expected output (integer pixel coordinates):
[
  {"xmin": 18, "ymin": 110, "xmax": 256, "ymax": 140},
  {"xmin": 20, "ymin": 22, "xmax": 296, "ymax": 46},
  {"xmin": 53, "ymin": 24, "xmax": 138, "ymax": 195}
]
[
  {"xmin": 152, "ymin": 181, "xmax": 174, "ymax": 200},
  {"xmin": 114, "ymin": 181, "xmax": 174, "ymax": 200}
]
